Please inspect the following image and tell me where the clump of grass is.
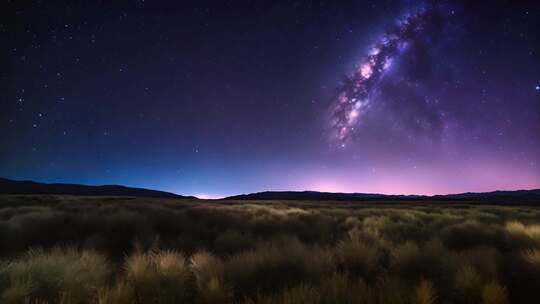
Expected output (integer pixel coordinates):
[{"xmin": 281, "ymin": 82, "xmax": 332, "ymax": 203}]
[
  {"xmin": 97, "ymin": 281, "xmax": 135, "ymax": 304},
  {"xmin": 441, "ymin": 220, "xmax": 497, "ymax": 250},
  {"xmin": 319, "ymin": 272, "xmax": 351, "ymax": 303},
  {"xmin": 459, "ymin": 247, "xmax": 500, "ymax": 281},
  {"xmin": 454, "ymin": 265, "xmax": 483, "ymax": 303},
  {"xmin": 319, "ymin": 272, "xmax": 375, "ymax": 304},
  {"xmin": 505, "ymin": 221, "xmax": 540, "ymax": 248},
  {"xmin": 190, "ymin": 250, "xmax": 231, "ymax": 303},
  {"xmin": 361, "ymin": 216, "xmax": 391, "ymax": 240},
  {"xmin": 0, "ymin": 248, "xmax": 110, "ymax": 303},
  {"xmin": 123, "ymin": 251, "xmax": 157, "ymax": 302},
  {"xmin": 374, "ymin": 275, "xmax": 409, "ymax": 304},
  {"xmin": 413, "ymin": 278, "xmax": 437, "ymax": 304},
  {"xmin": 124, "ymin": 250, "xmax": 193, "ymax": 303},
  {"xmin": 279, "ymin": 284, "xmax": 321, "ymax": 304},
  {"xmin": 391, "ymin": 241, "xmax": 420, "ymax": 275},
  {"xmin": 522, "ymin": 249, "xmax": 540, "ymax": 267},
  {"xmin": 308, "ymin": 247, "xmax": 336, "ymax": 277},
  {"xmin": 481, "ymin": 281, "xmax": 507, "ymax": 304},
  {"xmin": 223, "ymin": 237, "xmax": 315, "ymax": 298},
  {"xmin": 390, "ymin": 239, "xmax": 456, "ymax": 293},
  {"xmin": 244, "ymin": 284, "xmax": 320, "ymax": 304},
  {"xmin": 335, "ymin": 237, "xmax": 381, "ymax": 280},
  {"xmin": 506, "ymin": 221, "xmax": 540, "ymax": 239},
  {"xmin": 214, "ymin": 230, "xmax": 252, "ymax": 254},
  {"xmin": 1, "ymin": 278, "xmax": 33, "ymax": 304}
]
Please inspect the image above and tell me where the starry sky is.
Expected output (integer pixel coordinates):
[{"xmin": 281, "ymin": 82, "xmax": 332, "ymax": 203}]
[{"xmin": 1, "ymin": 0, "xmax": 539, "ymax": 198}]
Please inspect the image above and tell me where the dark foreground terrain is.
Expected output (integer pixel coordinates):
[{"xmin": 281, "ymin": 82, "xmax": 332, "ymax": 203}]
[{"xmin": 0, "ymin": 195, "xmax": 539, "ymax": 303}]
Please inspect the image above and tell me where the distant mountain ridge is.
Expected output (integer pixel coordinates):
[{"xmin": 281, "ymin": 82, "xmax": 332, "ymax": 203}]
[
  {"xmin": 0, "ymin": 178, "xmax": 193, "ymax": 199},
  {"xmin": 2, "ymin": 177, "xmax": 539, "ymax": 203},
  {"xmin": 226, "ymin": 189, "xmax": 540, "ymax": 203}
]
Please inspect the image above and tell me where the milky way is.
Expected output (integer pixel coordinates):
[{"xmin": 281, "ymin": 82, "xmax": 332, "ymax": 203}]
[{"xmin": 329, "ymin": 5, "xmax": 446, "ymax": 146}]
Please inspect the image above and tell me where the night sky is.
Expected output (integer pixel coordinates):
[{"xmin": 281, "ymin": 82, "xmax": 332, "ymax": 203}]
[{"xmin": 2, "ymin": 1, "xmax": 539, "ymax": 198}]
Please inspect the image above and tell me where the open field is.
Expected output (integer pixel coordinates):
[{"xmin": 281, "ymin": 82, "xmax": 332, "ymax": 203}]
[{"xmin": 0, "ymin": 195, "xmax": 539, "ymax": 303}]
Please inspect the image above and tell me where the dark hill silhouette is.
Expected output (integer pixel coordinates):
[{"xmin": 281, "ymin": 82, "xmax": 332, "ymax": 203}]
[
  {"xmin": 0, "ymin": 178, "xmax": 193, "ymax": 199},
  {"xmin": 2, "ymin": 177, "xmax": 539, "ymax": 203},
  {"xmin": 226, "ymin": 189, "xmax": 540, "ymax": 204}
]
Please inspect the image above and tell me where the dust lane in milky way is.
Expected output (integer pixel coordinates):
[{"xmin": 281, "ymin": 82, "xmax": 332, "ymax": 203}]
[{"xmin": 329, "ymin": 4, "xmax": 448, "ymax": 146}]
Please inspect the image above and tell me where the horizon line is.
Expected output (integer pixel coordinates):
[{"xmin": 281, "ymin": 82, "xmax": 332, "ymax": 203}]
[{"xmin": 2, "ymin": 176, "xmax": 539, "ymax": 200}]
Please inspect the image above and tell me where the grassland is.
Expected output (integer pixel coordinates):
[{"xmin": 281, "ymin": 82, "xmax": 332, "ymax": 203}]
[{"xmin": 0, "ymin": 195, "xmax": 539, "ymax": 303}]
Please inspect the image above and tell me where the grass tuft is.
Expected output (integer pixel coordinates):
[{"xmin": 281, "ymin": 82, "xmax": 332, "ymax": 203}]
[
  {"xmin": 481, "ymin": 281, "xmax": 507, "ymax": 304},
  {"xmin": 413, "ymin": 278, "xmax": 437, "ymax": 304}
]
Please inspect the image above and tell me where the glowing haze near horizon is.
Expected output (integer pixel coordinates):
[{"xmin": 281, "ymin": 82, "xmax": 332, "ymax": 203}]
[{"xmin": 2, "ymin": 1, "xmax": 539, "ymax": 198}]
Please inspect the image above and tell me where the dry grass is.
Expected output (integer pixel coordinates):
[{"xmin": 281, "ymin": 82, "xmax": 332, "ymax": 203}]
[
  {"xmin": 0, "ymin": 196, "xmax": 539, "ymax": 303},
  {"xmin": 413, "ymin": 279, "xmax": 437, "ymax": 304},
  {"xmin": 244, "ymin": 285, "xmax": 321, "ymax": 304},
  {"xmin": 455, "ymin": 265, "xmax": 484, "ymax": 303},
  {"xmin": 335, "ymin": 237, "xmax": 382, "ymax": 280},
  {"xmin": 190, "ymin": 250, "xmax": 231, "ymax": 303},
  {"xmin": 0, "ymin": 248, "xmax": 110, "ymax": 303},
  {"xmin": 481, "ymin": 281, "xmax": 508, "ymax": 304},
  {"xmin": 523, "ymin": 249, "xmax": 540, "ymax": 267},
  {"xmin": 123, "ymin": 250, "xmax": 192, "ymax": 303}
]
